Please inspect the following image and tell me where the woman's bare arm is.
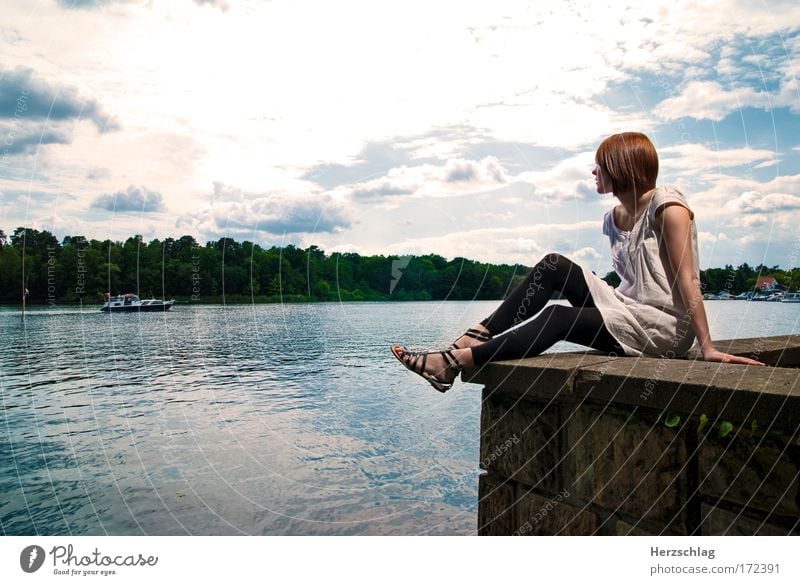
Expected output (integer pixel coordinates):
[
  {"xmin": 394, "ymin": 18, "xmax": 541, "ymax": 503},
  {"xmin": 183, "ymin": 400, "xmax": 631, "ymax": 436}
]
[{"xmin": 657, "ymin": 203, "xmax": 765, "ymax": 366}]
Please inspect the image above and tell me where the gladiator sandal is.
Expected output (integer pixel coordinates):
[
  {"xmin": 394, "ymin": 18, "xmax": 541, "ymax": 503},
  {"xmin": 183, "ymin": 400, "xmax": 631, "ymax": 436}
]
[{"xmin": 390, "ymin": 345, "xmax": 464, "ymax": 393}]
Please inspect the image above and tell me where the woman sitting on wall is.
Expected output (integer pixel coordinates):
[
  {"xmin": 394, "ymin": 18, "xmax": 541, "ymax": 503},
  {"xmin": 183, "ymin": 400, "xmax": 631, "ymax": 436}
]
[{"xmin": 391, "ymin": 132, "xmax": 765, "ymax": 392}]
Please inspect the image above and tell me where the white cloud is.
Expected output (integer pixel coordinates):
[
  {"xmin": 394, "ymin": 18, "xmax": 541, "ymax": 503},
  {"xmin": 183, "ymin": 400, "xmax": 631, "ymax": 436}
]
[
  {"xmin": 91, "ymin": 185, "xmax": 165, "ymax": 213},
  {"xmin": 571, "ymin": 246, "xmax": 602, "ymax": 262},
  {"xmin": 659, "ymin": 143, "xmax": 778, "ymax": 174},
  {"xmin": 666, "ymin": 172, "xmax": 800, "ymax": 228},
  {"xmin": 682, "ymin": 65, "xmax": 707, "ymax": 80},
  {"xmin": 654, "ymin": 81, "xmax": 770, "ymax": 121},
  {"xmin": 731, "ymin": 213, "xmax": 769, "ymax": 228},
  {"xmin": 467, "ymin": 211, "xmax": 516, "ymax": 223},
  {"xmin": 699, "ymin": 231, "xmax": 729, "ymax": 245},
  {"xmin": 725, "ymin": 190, "xmax": 800, "ymax": 213},
  {"xmin": 193, "ymin": 0, "xmax": 229, "ymax": 12},
  {"xmin": 444, "ymin": 157, "xmax": 508, "ymax": 183},
  {"xmin": 0, "ymin": 66, "xmax": 119, "ymax": 132},
  {"xmin": 773, "ymin": 56, "xmax": 800, "ymax": 113},
  {"xmin": 209, "ymin": 181, "xmax": 246, "ymax": 203},
  {"xmin": 753, "ymin": 159, "xmax": 780, "ymax": 169},
  {"xmin": 715, "ymin": 58, "xmax": 741, "ymax": 77},
  {"xmin": 468, "ymin": 92, "xmax": 652, "ymax": 149},
  {"xmin": 516, "ymin": 151, "xmax": 598, "ymax": 202},
  {"xmin": 342, "ymin": 156, "xmax": 509, "ymax": 202},
  {"xmin": 178, "ymin": 187, "xmax": 352, "ymax": 238}
]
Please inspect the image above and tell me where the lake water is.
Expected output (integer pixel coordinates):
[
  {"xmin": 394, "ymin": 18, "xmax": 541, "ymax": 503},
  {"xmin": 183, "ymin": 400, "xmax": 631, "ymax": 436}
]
[{"xmin": 1, "ymin": 299, "xmax": 798, "ymax": 535}]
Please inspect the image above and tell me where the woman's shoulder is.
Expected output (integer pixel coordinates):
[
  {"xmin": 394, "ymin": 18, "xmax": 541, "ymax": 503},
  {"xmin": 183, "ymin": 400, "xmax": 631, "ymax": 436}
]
[
  {"xmin": 649, "ymin": 185, "xmax": 693, "ymax": 221},
  {"xmin": 652, "ymin": 184, "xmax": 686, "ymax": 198}
]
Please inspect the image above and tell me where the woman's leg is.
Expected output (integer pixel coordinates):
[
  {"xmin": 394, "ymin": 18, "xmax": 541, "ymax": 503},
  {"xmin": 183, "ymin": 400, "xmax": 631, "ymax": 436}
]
[
  {"xmin": 449, "ymin": 253, "xmax": 593, "ymax": 350},
  {"xmin": 399, "ymin": 254, "xmax": 622, "ymax": 384},
  {"xmin": 478, "ymin": 253, "xmax": 596, "ymax": 336},
  {"xmin": 395, "ymin": 304, "xmax": 623, "ymax": 388},
  {"xmin": 471, "ymin": 304, "xmax": 624, "ymax": 367}
]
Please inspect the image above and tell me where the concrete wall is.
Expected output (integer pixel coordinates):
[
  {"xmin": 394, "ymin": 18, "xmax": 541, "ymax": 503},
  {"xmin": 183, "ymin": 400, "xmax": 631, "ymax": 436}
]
[{"xmin": 463, "ymin": 335, "xmax": 800, "ymax": 535}]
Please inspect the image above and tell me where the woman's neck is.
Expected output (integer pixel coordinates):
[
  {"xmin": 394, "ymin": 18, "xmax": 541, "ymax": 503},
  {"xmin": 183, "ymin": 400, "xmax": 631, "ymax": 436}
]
[{"xmin": 616, "ymin": 187, "xmax": 655, "ymax": 216}]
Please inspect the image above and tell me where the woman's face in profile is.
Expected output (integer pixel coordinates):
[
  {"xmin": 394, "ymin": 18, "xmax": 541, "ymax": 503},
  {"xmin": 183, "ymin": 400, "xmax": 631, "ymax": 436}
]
[{"xmin": 593, "ymin": 163, "xmax": 613, "ymax": 195}]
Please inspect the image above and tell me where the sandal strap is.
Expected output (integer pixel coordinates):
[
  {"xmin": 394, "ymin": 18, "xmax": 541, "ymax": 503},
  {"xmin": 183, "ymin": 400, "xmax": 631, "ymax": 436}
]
[
  {"xmin": 408, "ymin": 348, "xmax": 461, "ymax": 375},
  {"xmin": 464, "ymin": 328, "xmax": 492, "ymax": 341},
  {"xmin": 448, "ymin": 327, "xmax": 492, "ymax": 350},
  {"xmin": 441, "ymin": 349, "xmax": 462, "ymax": 373},
  {"xmin": 408, "ymin": 351, "xmax": 424, "ymax": 375}
]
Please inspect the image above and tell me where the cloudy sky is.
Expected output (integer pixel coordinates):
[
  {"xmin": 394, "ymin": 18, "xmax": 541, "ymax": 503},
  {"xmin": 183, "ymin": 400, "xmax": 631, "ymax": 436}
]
[{"xmin": 2, "ymin": 0, "xmax": 800, "ymax": 274}]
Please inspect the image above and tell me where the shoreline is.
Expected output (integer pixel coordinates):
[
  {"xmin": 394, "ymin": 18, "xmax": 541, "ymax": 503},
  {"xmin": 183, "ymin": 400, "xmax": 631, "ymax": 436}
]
[{"xmin": 0, "ymin": 297, "xmax": 507, "ymax": 308}]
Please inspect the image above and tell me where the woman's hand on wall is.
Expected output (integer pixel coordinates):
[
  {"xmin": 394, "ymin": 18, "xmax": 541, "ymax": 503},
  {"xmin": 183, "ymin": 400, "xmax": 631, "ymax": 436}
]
[{"xmin": 701, "ymin": 347, "xmax": 766, "ymax": 366}]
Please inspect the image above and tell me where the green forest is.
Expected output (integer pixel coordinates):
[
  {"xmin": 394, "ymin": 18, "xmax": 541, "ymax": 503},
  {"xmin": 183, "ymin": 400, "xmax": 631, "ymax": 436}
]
[{"xmin": 1, "ymin": 227, "xmax": 798, "ymax": 306}]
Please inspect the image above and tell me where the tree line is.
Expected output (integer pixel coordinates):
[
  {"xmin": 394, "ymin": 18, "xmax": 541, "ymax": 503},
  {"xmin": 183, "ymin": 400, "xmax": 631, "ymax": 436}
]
[{"xmin": 0, "ymin": 228, "xmax": 797, "ymax": 305}]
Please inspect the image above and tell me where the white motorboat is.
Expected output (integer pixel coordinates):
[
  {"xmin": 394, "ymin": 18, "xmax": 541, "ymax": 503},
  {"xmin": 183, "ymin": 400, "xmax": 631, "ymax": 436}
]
[
  {"xmin": 101, "ymin": 293, "xmax": 174, "ymax": 312},
  {"xmin": 781, "ymin": 292, "xmax": 800, "ymax": 303}
]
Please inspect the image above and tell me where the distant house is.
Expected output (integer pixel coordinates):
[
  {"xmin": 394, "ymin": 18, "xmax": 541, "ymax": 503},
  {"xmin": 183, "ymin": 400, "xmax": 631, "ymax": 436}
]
[{"xmin": 755, "ymin": 276, "xmax": 779, "ymax": 291}]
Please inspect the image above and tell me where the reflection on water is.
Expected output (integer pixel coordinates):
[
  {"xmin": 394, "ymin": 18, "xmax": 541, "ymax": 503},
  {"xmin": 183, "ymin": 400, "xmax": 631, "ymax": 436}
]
[{"xmin": 1, "ymin": 300, "xmax": 798, "ymax": 535}]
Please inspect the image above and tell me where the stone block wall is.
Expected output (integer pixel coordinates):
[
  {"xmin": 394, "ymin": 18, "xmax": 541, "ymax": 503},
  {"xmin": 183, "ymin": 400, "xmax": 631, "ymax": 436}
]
[{"xmin": 463, "ymin": 335, "xmax": 800, "ymax": 536}]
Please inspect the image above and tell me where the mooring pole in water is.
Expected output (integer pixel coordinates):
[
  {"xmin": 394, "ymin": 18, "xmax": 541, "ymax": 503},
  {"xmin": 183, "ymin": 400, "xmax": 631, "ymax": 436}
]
[{"xmin": 22, "ymin": 279, "xmax": 28, "ymax": 321}]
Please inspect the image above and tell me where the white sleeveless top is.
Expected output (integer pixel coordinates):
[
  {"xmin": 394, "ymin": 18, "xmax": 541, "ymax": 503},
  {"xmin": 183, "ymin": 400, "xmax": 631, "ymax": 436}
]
[
  {"xmin": 602, "ymin": 208, "xmax": 635, "ymax": 298},
  {"xmin": 579, "ymin": 186, "xmax": 700, "ymax": 357}
]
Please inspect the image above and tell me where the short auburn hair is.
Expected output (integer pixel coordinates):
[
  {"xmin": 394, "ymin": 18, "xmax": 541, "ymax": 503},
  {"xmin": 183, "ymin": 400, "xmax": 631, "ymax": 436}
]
[{"xmin": 595, "ymin": 132, "xmax": 659, "ymax": 195}]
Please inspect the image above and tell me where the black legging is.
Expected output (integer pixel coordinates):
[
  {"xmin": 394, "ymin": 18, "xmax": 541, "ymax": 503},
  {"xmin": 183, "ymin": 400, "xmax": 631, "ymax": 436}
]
[{"xmin": 471, "ymin": 253, "xmax": 625, "ymax": 366}]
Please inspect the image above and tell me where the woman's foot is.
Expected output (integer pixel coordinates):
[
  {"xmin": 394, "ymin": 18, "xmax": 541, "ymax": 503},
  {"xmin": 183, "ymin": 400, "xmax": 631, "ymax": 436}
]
[
  {"xmin": 447, "ymin": 324, "xmax": 492, "ymax": 351},
  {"xmin": 390, "ymin": 345, "xmax": 472, "ymax": 392}
]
